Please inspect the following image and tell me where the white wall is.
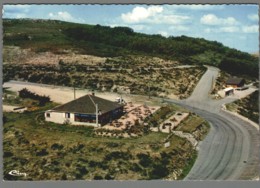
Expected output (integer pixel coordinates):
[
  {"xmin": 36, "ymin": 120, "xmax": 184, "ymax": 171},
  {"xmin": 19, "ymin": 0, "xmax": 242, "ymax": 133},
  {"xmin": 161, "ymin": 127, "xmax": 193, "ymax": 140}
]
[
  {"xmin": 45, "ymin": 110, "xmax": 100, "ymax": 127},
  {"xmin": 45, "ymin": 111, "xmax": 65, "ymax": 124}
]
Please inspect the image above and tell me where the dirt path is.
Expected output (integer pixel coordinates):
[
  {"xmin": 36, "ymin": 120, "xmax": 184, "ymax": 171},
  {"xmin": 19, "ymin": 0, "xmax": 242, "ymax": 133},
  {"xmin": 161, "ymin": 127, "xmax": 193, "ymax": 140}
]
[
  {"xmin": 3, "ymin": 80, "xmax": 161, "ymax": 106},
  {"xmin": 3, "ymin": 80, "xmax": 130, "ymax": 104}
]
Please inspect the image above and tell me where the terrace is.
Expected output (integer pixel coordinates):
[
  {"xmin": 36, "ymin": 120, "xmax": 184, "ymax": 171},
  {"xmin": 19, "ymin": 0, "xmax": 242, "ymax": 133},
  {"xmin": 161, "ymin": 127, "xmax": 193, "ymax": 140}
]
[{"xmin": 102, "ymin": 102, "xmax": 159, "ymax": 131}]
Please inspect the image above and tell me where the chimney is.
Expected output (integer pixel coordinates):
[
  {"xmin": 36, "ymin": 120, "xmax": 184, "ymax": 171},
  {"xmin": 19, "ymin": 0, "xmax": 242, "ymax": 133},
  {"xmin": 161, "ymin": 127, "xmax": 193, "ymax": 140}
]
[{"xmin": 92, "ymin": 90, "xmax": 95, "ymax": 96}]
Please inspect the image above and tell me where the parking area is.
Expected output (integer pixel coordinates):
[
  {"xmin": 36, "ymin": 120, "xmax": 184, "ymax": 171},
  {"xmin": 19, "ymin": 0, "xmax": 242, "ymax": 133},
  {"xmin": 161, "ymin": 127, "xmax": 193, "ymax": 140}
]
[{"xmin": 217, "ymin": 86, "xmax": 257, "ymax": 99}]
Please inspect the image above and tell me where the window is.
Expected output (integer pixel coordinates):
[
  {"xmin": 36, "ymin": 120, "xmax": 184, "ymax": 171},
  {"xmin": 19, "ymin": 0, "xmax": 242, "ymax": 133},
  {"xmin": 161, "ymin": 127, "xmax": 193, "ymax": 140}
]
[
  {"xmin": 65, "ymin": 113, "xmax": 70, "ymax": 118},
  {"xmin": 74, "ymin": 113, "xmax": 96, "ymax": 123},
  {"xmin": 46, "ymin": 113, "xmax": 50, "ymax": 118}
]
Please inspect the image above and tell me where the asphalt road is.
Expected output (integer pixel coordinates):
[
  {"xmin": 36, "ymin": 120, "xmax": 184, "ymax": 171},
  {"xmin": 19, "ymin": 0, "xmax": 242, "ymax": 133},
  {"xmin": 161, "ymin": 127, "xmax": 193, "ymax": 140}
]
[
  {"xmin": 165, "ymin": 66, "xmax": 259, "ymax": 180},
  {"xmin": 186, "ymin": 66, "xmax": 219, "ymax": 102}
]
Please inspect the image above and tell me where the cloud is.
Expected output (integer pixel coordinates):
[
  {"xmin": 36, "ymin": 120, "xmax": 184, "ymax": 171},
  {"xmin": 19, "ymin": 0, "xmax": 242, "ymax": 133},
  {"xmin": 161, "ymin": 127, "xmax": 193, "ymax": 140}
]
[
  {"xmin": 168, "ymin": 4, "xmax": 225, "ymax": 10},
  {"xmin": 248, "ymin": 14, "xmax": 259, "ymax": 21},
  {"xmin": 4, "ymin": 5, "xmax": 31, "ymax": 13},
  {"xmin": 48, "ymin": 11, "xmax": 85, "ymax": 23},
  {"xmin": 3, "ymin": 5, "xmax": 31, "ymax": 18},
  {"xmin": 242, "ymin": 25, "xmax": 258, "ymax": 33},
  {"xmin": 131, "ymin": 25, "xmax": 146, "ymax": 31},
  {"xmin": 121, "ymin": 6, "xmax": 191, "ymax": 25},
  {"xmin": 169, "ymin": 25, "xmax": 189, "ymax": 32},
  {"xmin": 121, "ymin": 6, "xmax": 163, "ymax": 23},
  {"xmin": 158, "ymin": 31, "xmax": 169, "ymax": 37},
  {"xmin": 155, "ymin": 15, "xmax": 190, "ymax": 25},
  {"xmin": 204, "ymin": 26, "xmax": 240, "ymax": 33},
  {"xmin": 205, "ymin": 25, "xmax": 258, "ymax": 34},
  {"xmin": 200, "ymin": 14, "xmax": 239, "ymax": 26},
  {"xmin": 219, "ymin": 27, "xmax": 240, "ymax": 33}
]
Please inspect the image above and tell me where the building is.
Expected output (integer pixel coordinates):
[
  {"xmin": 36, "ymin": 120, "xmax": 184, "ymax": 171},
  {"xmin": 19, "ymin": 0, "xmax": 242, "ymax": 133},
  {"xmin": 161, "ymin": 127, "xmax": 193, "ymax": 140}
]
[
  {"xmin": 225, "ymin": 77, "xmax": 245, "ymax": 88},
  {"xmin": 45, "ymin": 94, "xmax": 124, "ymax": 127},
  {"xmin": 217, "ymin": 87, "xmax": 234, "ymax": 98},
  {"xmin": 223, "ymin": 87, "xmax": 234, "ymax": 96}
]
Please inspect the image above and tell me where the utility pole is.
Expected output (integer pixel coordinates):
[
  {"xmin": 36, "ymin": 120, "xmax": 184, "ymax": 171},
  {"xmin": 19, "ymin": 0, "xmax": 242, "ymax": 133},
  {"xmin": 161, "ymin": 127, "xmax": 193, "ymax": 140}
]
[
  {"xmin": 211, "ymin": 76, "xmax": 215, "ymax": 92},
  {"xmin": 149, "ymin": 84, "xmax": 151, "ymax": 99},
  {"xmin": 73, "ymin": 85, "xmax": 76, "ymax": 99},
  {"xmin": 96, "ymin": 103, "xmax": 99, "ymax": 127}
]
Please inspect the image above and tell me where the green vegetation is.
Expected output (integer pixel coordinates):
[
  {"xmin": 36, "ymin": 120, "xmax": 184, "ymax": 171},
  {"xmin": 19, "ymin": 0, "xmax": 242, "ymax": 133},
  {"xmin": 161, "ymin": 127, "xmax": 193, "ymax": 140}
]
[
  {"xmin": 3, "ymin": 101, "xmax": 203, "ymax": 180},
  {"xmin": 176, "ymin": 114, "xmax": 210, "ymax": 141},
  {"xmin": 144, "ymin": 105, "xmax": 177, "ymax": 127},
  {"xmin": 3, "ymin": 88, "xmax": 53, "ymax": 112},
  {"xmin": 178, "ymin": 151, "xmax": 198, "ymax": 180},
  {"xmin": 19, "ymin": 88, "xmax": 50, "ymax": 106},
  {"xmin": 3, "ymin": 55, "xmax": 206, "ymax": 98},
  {"xmin": 3, "ymin": 18, "xmax": 258, "ymax": 78},
  {"xmin": 211, "ymin": 71, "xmax": 230, "ymax": 95},
  {"xmin": 226, "ymin": 91, "xmax": 259, "ymax": 124}
]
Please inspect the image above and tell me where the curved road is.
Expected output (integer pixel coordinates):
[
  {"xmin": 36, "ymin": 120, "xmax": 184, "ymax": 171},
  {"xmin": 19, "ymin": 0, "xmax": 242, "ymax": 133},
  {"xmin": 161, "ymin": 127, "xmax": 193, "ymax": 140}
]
[{"xmin": 165, "ymin": 66, "xmax": 259, "ymax": 180}]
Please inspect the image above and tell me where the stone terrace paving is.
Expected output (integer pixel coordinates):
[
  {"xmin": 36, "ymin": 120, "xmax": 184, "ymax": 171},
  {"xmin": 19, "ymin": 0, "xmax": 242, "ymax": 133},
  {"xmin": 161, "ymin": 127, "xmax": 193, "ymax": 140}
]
[
  {"xmin": 159, "ymin": 112, "xmax": 189, "ymax": 133},
  {"xmin": 102, "ymin": 102, "xmax": 159, "ymax": 131}
]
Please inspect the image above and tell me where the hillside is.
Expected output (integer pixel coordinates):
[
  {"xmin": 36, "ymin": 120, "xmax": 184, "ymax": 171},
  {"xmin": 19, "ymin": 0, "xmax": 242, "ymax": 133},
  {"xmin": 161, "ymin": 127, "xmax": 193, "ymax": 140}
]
[
  {"xmin": 3, "ymin": 46, "xmax": 206, "ymax": 99},
  {"xmin": 3, "ymin": 18, "xmax": 259, "ymax": 78}
]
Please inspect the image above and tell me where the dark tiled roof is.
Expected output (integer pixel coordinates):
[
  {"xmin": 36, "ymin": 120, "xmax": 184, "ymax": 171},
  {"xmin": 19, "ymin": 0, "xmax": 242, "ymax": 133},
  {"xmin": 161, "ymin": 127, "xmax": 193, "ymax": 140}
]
[
  {"xmin": 226, "ymin": 77, "xmax": 245, "ymax": 85},
  {"xmin": 51, "ymin": 94, "xmax": 124, "ymax": 114}
]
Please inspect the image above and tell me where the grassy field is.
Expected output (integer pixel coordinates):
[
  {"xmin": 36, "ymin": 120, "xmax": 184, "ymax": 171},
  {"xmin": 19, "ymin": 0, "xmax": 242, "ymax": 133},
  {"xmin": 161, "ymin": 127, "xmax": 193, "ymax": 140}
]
[{"xmin": 3, "ymin": 100, "xmax": 204, "ymax": 180}]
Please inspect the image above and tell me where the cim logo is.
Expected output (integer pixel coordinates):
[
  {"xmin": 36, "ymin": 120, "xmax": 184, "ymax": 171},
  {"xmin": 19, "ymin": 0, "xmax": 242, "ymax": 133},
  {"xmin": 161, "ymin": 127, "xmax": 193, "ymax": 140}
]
[{"xmin": 8, "ymin": 170, "xmax": 27, "ymax": 177}]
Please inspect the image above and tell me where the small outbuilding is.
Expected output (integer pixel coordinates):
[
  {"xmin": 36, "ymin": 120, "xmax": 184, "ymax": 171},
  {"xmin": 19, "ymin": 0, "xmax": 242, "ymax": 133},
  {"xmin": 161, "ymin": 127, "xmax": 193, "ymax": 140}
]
[
  {"xmin": 225, "ymin": 77, "xmax": 245, "ymax": 88},
  {"xmin": 45, "ymin": 94, "xmax": 124, "ymax": 127},
  {"xmin": 224, "ymin": 87, "xmax": 234, "ymax": 96},
  {"xmin": 218, "ymin": 87, "xmax": 234, "ymax": 98}
]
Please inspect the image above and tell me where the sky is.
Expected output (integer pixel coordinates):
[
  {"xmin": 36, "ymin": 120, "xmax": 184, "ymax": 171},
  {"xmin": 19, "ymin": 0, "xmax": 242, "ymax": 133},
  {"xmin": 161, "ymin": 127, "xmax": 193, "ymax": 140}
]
[{"xmin": 2, "ymin": 4, "xmax": 259, "ymax": 53}]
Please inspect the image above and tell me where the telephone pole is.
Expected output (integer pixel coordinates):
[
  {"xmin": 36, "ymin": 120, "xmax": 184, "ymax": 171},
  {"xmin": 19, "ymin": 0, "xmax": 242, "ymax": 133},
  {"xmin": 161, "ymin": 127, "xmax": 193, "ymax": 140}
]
[
  {"xmin": 96, "ymin": 103, "xmax": 99, "ymax": 127},
  {"xmin": 73, "ymin": 85, "xmax": 76, "ymax": 99}
]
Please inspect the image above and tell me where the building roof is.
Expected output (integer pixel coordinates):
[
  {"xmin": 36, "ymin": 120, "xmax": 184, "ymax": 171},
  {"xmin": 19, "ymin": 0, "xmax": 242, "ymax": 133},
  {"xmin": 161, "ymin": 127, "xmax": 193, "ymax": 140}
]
[
  {"xmin": 51, "ymin": 94, "xmax": 124, "ymax": 114},
  {"xmin": 224, "ymin": 87, "xmax": 234, "ymax": 92},
  {"xmin": 226, "ymin": 77, "xmax": 245, "ymax": 85}
]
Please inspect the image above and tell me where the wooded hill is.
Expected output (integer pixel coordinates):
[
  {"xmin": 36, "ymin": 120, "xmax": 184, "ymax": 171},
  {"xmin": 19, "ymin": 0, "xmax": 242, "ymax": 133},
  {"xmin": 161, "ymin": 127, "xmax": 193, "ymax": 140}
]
[{"xmin": 3, "ymin": 18, "xmax": 259, "ymax": 78}]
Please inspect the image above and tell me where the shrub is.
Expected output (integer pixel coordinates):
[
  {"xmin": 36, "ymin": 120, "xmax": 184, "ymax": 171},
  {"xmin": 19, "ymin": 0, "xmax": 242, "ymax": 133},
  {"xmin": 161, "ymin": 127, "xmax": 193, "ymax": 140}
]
[
  {"xmin": 88, "ymin": 160, "xmax": 101, "ymax": 168},
  {"xmin": 137, "ymin": 153, "xmax": 152, "ymax": 168},
  {"xmin": 104, "ymin": 151, "xmax": 132, "ymax": 161},
  {"xmin": 75, "ymin": 173, "xmax": 83, "ymax": 179},
  {"xmin": 93, "ymin": 175, "xmax": 103, "ymax": 180},
  {"xmin": 61, "ymin": 173, "xmax": 67, "ymax": 180},
  {"xmin": 130, "ymin": 163, "xmax": 142, "ymax": 172},
  {"xmin": 18, "ymin": 88, "xmax": 51, "ymax": 106},
  {"xmin": 107, "ymin": 142, "xmax": 119, "ymax": 148},
  {"xmin": 77, "ymin": 166, "xmax": 88, "ymax": 175},
  {"xmin": 36, "ymin": 149, "xmax": 49, "ymax": 156},
  {"xmin": 4, "ymin": 151, "xmax": 13, "ymax": 158},
  {"xmin": 104, "ymin": 174, "xmax": 114, "ymax": 180},
  {"xmin": 51, "ymin": 160, "xmax": 59, "ymax": 165},
  {"xmin": 78, "ymin": 158, "xmax": 88, "ymax": 163},
  {"xmin": 149, "ymin": 163, "xmax": 169, "ymax": 179}
]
